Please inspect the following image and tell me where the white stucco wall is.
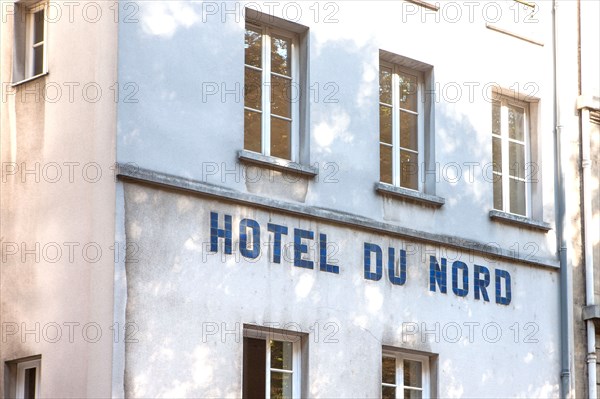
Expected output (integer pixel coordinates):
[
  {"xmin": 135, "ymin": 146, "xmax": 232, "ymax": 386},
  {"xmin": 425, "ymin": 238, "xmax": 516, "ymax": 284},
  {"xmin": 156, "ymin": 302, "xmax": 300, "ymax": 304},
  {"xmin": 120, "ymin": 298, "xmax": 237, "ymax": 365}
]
[
  {"xmin": 122, "ymin": 182, "xmax": 560, "ymax": 398},
  {"xmin": 0, "ymin": 1, "xmax": 118, "ymax": 396},
  {"xmin": 116, "ymin": 0, "xmax": 559, "ymax": 262},
  {"xmin": 113, "ymin": 1, "xmax": 566, "ymax": 397}
]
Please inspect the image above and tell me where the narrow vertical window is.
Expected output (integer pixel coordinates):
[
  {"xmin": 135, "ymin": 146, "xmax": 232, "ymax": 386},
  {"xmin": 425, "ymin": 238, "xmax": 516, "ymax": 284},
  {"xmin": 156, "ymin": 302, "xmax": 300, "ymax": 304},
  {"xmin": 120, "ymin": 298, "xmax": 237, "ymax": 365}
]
[
  {"xmin": 15, "ymin": 358, "xmax": 41, "ymax": 399},
  {"xmin": 26, "ymin": 3, "xmax": 47, "ymax": 79},
  {"xmin": 379, "ymin": 61, "xmax": 423, "ymax": 190},
  {"xmin": 12, "ymin": 1, "xmax": 48, "ymax": 83},
  {"xmin": 382, "ymin": 352, "xmax": 430, "ymax": 398},
  {"xmin": 492, "ymin": 97, "xmax": 531, "ymax": 217},
  {"xmin": 244, "ymin": 22, "xmax": 299, "ymax": 161},
  {"xmin": 243, "ymin": 329, "xmax": 302, "ymax": 399}
]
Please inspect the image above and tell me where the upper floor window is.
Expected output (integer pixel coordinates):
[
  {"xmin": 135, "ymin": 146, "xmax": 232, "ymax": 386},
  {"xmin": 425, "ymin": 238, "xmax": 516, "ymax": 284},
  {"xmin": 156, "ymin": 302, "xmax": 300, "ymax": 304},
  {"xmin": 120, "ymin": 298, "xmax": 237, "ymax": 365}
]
[
  {"xmin": 492, "ymin": 97, "xmax": 531, "ymax": 217},
  {"xmin": 382, "ymin": 351, "xmax": 430, "ymax": 398},
  {"xmin": 244, "ymin": 22, "xmax": 299, "ymax": 162},
  {"xmin": 379, "ymin": 61, "xmax": 424, "ymax": 191},
  {"xmin": 13, "ymin": 1, "xmax": 47, "ymax": 83}
]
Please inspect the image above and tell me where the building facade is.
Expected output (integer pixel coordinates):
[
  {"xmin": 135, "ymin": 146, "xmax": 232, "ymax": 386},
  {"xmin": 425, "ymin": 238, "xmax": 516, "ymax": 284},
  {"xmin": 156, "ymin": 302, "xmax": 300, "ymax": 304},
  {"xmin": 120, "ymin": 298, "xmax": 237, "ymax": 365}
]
[{"xmin": 0, "ymin": 0, "xmax": 598, "ymax": 397}]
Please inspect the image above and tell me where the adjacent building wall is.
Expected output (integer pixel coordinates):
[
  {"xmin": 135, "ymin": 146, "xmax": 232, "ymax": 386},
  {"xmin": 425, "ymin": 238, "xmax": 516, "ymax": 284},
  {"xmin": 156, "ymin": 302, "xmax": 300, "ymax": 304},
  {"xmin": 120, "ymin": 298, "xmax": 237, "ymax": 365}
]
[{"xmin": 0, "ymin": 1, "xmax": 118, "ymax": 397}]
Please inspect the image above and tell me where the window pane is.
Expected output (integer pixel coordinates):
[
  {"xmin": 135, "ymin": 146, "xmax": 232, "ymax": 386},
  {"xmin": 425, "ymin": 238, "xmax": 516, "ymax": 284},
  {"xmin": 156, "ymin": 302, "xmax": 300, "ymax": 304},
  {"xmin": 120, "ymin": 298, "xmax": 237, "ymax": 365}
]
[
  {"xmin": 492, "ymin": 101, "xmax": 501, "ymax": 135},
  {"xmin": 404, "ymin": 388, "xmax": 423, "ymax": 399},
  {"xmin": 271, "ymin": 117, "xmax": 291, "ymax": 160},
  {"xmin": 380, "ymin": 105, "xmax": 392, "ymax": 145},
  {"xmin": 379, "ymin": 66, "xmax": 392, "ymax": 105},
  {"xmin": 244, "ymin": 110, "xmax": 262, "ymax": 153},
  {"xmin": 33, "ymin": 46, "xmax": 44, "ymax": 76},
  {"xmin": 380, "ymin": 144, "xmax": 393, "ymax": 184},
  {"xmin": 33, "ymin": 10, "xmax": 44, "ymax": 44},
  {"xmin": 270, "ymin": 372, "xmax": 292, "ymax": 399},
  {"xmin": 382, "ymin": 386, "xmax": 396, "ymax": 399},
  {"xmin": 24, "ymin": 367, "xmax": 36, "ymax": 399},
  {"xmin": 270, "ymin": 340, "xmax": 293, "ymax": 370},
  {"xmin": 243, "ymin": 337, "xmax": 266, "ymax": 399},
  {"xmin": 493, "ymin": 177, "xmax": 503, "ymax": 210},
  {"xmin": 244, "ymin": 68, "xmax": 262, "ymax": 110},
  {"xmin": 245, "ymin": 27, "xmax": 262, "ymax": 68},
  {"xmin": 398, "ymin": 72, "xmax": 418, "ymax": 112},
  {"xmin": 400, "ymin": 150, "xmax": 418, "ymax": 190},
  {"xmin": 271, "ymin": 75, "xmax": 291, "ymax": 118},
  {"xmin": 508, "ymin": 104, "xmax": 525, "ymax": 141},
  {"xmin": 509, "ymin": 142, "xmax": 525, "ymax": 179},
  {"xmin": 271, "ymin": 36, "xmax": 291, "ymax": 76},
  {"xmin": 492, "ymin": 137, "xmax": 502, "ymax": 173},
  {"xmin": 403, "ymin": 360, "xmax": 422, "ymax": 387},
  {"xmin": 382, "ymin": 357, "xmax": 396, "ymax": 384},
  {"xmin": 400, "ymin": 111, "xmax": 418, "ymax": 151},
  {"xmin": 509, "ymin": 178, "xmax": 526, "ymax": 216}
]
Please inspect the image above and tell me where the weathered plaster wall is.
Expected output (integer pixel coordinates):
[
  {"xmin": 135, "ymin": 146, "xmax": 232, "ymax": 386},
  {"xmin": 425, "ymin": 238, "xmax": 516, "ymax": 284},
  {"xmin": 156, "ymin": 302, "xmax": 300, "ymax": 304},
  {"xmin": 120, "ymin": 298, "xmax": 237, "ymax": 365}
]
[
  {"xmin": 122, "ymin": 182, "xmax": 560, "ymax": 398},
  {"xmin": 0, "ymin": 1, "xmax": 118, "ymax": 396},
  {"xmin": 117, "ymin": 0, "xmax": 559, "ymax": 262}
]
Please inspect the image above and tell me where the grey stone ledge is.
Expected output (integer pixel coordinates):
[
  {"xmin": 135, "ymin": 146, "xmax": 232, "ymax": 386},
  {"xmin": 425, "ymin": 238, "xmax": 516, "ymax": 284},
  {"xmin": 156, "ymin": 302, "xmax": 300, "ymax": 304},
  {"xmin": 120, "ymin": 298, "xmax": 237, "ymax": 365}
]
[
  {"xmin": 375, "ymin": 182, "xmax": 445, "ymax": 208},
  {"xmin": 116, "ymin": 163, "xmax": 559, "ymax": 270},
  {"xmin": 583, "ymin": 305, "xmax": 600, "ymax": 321},
  {"xmin": 238, "ymin": 150, "xmax": 318, "ymax": 177},
  {"xmin": 489, "ymin": 210, "xmax": 552, "ymax": 232},
  {"xmin": 405, "ymin": 0, "xmax": 439, "ymax": 11},
  {"xmin": 485, "ymin": 23, "xmax": 544, "ymax": 47}
]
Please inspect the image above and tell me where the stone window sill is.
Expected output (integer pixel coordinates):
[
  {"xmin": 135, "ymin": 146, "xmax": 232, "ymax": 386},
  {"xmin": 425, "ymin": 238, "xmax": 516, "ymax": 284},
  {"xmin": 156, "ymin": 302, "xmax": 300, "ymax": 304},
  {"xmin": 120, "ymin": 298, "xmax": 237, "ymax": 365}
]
[
  {"xmin": 12, "ymin": 72, "xmax": 49, "ymax": 87},
  {"xmin": 375, "ymin": 182, "xmax": 445, "ymax": 208},
  {"xmin": 489, "ymin": 210, "xmax": 551, "ymax": 232},
  {"xmin": 238, "ymin": 150, "xmax": 318, "ymax": 178}
]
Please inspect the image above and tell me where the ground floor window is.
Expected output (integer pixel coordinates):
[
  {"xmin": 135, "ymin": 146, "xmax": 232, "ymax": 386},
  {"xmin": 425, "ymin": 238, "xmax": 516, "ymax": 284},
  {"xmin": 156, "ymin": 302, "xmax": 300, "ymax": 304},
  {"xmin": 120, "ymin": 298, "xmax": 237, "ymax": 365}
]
[
  {"xmin": 243, "ymin": 326, "xmax": 302, "ymax": 399},
  {"xmin": 5, "ymin": 356, "xmax": 41, "ymax": 399},
  {"xmin": 382, "ymin": 350, "xmax": 430, "ymax": 398}
]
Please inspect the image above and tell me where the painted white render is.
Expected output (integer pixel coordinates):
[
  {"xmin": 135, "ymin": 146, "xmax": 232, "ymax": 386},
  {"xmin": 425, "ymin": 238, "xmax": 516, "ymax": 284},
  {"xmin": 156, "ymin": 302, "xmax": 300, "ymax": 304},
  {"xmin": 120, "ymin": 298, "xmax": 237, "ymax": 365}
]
[
  {"xmin": 121, "ymin": 182, "xmax": 561, "ymax": 397},
  {"xmin": 116, "ymin": 1, "xmax": 558, "ymax": 260},
  {"xmin": 0, "ymin": 0, "xmax": 118, "ymax": 396},
  {"xmin": 2, "ymin": 0, "xmax": 597, "ymax": 397}
]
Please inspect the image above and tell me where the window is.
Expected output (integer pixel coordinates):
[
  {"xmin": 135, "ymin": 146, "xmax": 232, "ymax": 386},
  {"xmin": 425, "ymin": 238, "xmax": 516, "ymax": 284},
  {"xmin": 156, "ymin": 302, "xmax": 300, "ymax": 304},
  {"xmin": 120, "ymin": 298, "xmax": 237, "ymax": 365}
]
[
  {"xmin": 16, "ymin": 359, "xmax": 40, "ymax": 399},
  {"xmin": 13, "ymin": 1, "xmax": 48, "ymax": 83},
  {"xmin": 492, "ymin": 97, "xmax": 531, "ymax": 217},
  {"xmin": 382, "ymin": 352, "xmax": 429, "ymax": 399},
  {"xmin": 5, "ymin": 356, "xmax": 41, "ymax": 399},
  {"xmin": 243, "ymin": 328, "xmax": 302, "ymax": 399},
  {"xmin": 379, "ymin": 61, "xmax": 424, "ymax": 191},
  {"xmin": 244, "ymin": 22, "xmax": 299, "ymax": 161}
]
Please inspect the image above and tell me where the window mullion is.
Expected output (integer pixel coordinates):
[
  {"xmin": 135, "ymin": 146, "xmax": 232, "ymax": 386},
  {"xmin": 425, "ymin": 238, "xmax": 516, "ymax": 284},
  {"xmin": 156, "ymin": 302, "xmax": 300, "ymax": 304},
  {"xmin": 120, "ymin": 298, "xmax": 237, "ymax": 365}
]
[
  {"xmin": 417, "ymin": 77, "xmax": 424, "ymax": 192},
  {"xmin": 25, "ymin": 11, "xmax": 33, "ymax": 77},
  {"xmin": 391, "ymin": 67, "xmax": 400, "ymax": 187},
  {"xmin": 501, "ymin": 103, "xmax": 510, "ymax": 212},
  {"xmin": 265, "ymin": 339, "xmax": 272, "ymax": 399},
  {"xmin": 43, "ymin": 4, "xmax": 48, "ymax": 74},
  {"xmin": 293, "ymin": 339, "xmax": 301, "ymax": 398},
  {"xmin": 524, "ymin": 109, "xmax": 531, "ymax": 217},
  {"xmin": 290, "ymin": 36, "xmax": 299, "ymax": 163},
  {"xmin": 396, "ymin": 356, "xmax": 403, "ymax": 399},
  {"xmin": 262, "ymin": 28, "xmax": 272, "ymax": 156}
]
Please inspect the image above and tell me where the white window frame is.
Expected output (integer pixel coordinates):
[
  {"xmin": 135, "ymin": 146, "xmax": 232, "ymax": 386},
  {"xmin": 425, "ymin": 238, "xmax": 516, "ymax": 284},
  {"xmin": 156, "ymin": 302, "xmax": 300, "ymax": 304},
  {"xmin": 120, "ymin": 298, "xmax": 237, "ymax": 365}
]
[
  {"xmin": 379, "ymin": 60, "xmax": 425, "ymax": 191},
  {"xmin": 245, "ymin": 22, "xmax": 300, "ymax": 162},
  {"xmin": 492, "ymin": 96, "xmax": 532, "ymax": 217},
  {"xmin": 243, "ymin": 328, "xmax": 302, "ymax": 399},
  {"xmin": 25, "ymin": 1, "xmax": 48, "ymax": 80},
  {"xmin": 15, "ymin": 358, "xmax": 41, "ymax": 399},
  {"xmin": 382, "ymin": 351, "xmax": 430, "ymax": 399}
]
